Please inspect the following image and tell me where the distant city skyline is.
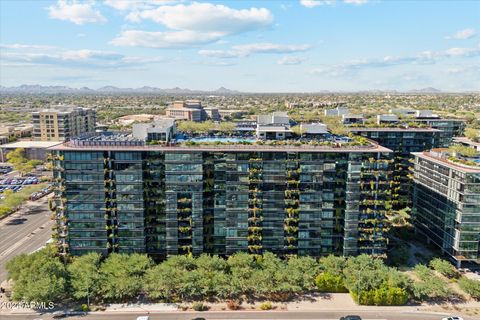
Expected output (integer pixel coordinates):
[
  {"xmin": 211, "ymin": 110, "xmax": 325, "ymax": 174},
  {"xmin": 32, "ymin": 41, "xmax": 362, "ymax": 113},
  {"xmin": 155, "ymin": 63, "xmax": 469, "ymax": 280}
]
[{"xmin": 0, "ymin": 0, "xmax": 479, "ymax": 92}]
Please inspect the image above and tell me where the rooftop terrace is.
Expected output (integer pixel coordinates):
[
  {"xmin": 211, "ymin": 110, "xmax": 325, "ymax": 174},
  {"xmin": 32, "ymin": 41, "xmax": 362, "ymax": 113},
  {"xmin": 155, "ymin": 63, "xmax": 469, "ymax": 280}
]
[
  {"xmin": 414, "ymin": 149, "xmax": 480, "ymax": 173},
  {"xmin": 50, "ymin": 132, "xmax": 392, "ymax": 153}
]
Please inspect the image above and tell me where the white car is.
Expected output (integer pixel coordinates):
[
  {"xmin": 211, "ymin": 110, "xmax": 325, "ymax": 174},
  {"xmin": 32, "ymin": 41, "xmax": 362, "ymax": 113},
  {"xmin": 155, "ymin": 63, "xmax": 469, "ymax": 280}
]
[{"xmin": 442, "ymin": 317, "xmax": 464, "ymax": 320}]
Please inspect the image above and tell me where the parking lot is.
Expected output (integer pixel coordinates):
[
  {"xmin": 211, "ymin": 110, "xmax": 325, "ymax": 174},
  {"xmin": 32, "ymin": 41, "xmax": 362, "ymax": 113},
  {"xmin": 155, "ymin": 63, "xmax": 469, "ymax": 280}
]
[{"xmin": 0, "ymin": 164, "xmax": 53, "ymax": 201}]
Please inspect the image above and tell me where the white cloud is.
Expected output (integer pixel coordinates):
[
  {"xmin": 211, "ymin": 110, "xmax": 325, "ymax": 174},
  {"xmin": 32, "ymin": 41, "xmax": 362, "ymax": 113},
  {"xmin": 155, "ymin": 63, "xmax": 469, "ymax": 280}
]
[
  {"xmin": 343, "ymin": 0, "xmax": 368, "ymax": 4},
  {"xmin": 111, "ymin": 30, "xmax": 222, "ymax": 48},
  {"xmin": 0, "ymin": 44, "xmax": 56, "ymax": 50},
  {"xmin": 103, "ymin": 0, "xmax": 179, "ymax": 11},
  {"xmin": 111, "ymin": 2, "xmax": 273, "ymax": 48},
  {"xmin": 277, "ymin": 56, "xmax": 305, "ymax": 65},
  {"xmin": 0, "ymin": 44, "xmax": 164, "ymax": 69},
  {"xmin": 444, "ymin": 47, "xmax": 480, "ymax": 57},
  {"xmin": 198, "ymin": 43, "xmax": 312, "ymax": 58},
  {"xmin": 310, "ymin": 46, "xmax": 480, "ymax": 78},
  {"xmin": 299, "ymin": 0, "xmax": 368, "ymax": 7},
  {"xmin": 197, "ymin": 50, "xmax": 240, "ymax": 59},
  {"xmin": 126, "ymin": 2, "xmax": 273, "ymax": 34},
  {"xmin": 48, "ymin": 0, "xmax": 107, "ymax": 25},
  {"xmin": 445, "ymin": 28, "xmax": 477, "ymax": 40},
  {"xmin": 300, "ymin": 0, "xmax": 335, "ymax": 8},
  {"xmin": 233, "ymin": 43, "xmax": 311, "ymax": 55}
]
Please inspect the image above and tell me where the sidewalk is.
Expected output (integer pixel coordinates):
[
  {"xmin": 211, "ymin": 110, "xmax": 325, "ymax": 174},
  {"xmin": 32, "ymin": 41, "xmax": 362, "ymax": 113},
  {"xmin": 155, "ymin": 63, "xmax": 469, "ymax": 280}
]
[{"xmin": 2, "ymin": 293, "xmax": 479, "ymax": 317}]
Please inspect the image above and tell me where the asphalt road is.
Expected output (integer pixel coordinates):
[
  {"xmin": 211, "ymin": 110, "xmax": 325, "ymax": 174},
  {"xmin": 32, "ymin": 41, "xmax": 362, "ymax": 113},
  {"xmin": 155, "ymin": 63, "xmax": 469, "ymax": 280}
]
[
  {"xmin": 0, "ymin": 310, "xmax": 469, "ymax": 320},
  {"xmin": 0, "ymin": 195, "xmax": 53, "ymax": 282}
]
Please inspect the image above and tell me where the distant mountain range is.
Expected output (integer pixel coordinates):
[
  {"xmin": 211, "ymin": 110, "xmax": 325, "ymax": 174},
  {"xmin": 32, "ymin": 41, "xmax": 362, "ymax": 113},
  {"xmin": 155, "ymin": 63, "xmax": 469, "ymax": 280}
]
[
  {"xmin": 0, "ymin": 84, "xmax": 242, "ymax": 95},
  {"xmin": 0, "ymin": 85, "xmax": 476, "ymax": 95}
]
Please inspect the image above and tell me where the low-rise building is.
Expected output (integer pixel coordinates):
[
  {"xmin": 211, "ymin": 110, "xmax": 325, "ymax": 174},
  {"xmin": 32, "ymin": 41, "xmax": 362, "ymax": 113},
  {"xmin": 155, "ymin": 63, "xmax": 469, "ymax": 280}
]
[
  {"xmin": 203, "ymin": 107, "xmax": 221, "ymax": 121},
  {"xmin": 0, "ymin": 140, "xmax": 62, "ymax": 162},
  {"xmin": 256, "ymin": 112, "xmax": 292, "ymax": 140},
  {"xmin": 389, "ymin": 108, "xmax": 417, "ymax": 117},
  {"xmin": 324, "ymin": 107, "xmax": 349, "ymax": 117},
  {"xmin": 342, "ymin": 114, "xmax": 365, "ymax": 125},
  {"xmin": 166, "ymin": 100, "xmax": 205, "ymax": 122},
  {"xmin": 454, "ymin": 137, "xmax": 480, "ymax": 152},
  {"xmin": 132, "ymin": 118, "xmax": 176, "ymax": 142},
  {"xmin": 377, "ymin": 114, "xmax": 399, "ymax": 125}
]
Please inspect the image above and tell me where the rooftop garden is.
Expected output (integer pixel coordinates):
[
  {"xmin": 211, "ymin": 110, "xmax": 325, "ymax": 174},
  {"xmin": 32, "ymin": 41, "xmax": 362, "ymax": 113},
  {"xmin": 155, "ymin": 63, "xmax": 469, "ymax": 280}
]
[
  {"xmin": 181, "ymin": 135, "xmax": 373, "ymax": 148},
  {"xmin": 177, "ymin": 120, "xmax": 237, "ymax": 135},
  {"xmin": 446, "ymin": 144, "xmax": 479, "ymax": 168},
  {"xmin": 348, "ymin": 121, "xmax": 430, "ymax": 129}
]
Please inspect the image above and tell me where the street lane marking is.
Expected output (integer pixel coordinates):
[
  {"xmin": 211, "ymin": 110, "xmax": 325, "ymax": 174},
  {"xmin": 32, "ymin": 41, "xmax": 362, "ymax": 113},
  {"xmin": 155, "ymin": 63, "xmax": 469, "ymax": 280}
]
[{"xmin": 0, "ymin": 220, "xmax": 52, "ymax": 258}]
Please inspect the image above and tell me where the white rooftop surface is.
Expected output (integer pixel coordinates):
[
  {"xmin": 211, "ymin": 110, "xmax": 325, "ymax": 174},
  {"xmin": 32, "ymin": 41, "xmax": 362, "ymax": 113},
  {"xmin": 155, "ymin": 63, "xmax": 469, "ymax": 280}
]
[{"xmin": 0, "ymin": 140, "xmax": 62, "ymax": 148}]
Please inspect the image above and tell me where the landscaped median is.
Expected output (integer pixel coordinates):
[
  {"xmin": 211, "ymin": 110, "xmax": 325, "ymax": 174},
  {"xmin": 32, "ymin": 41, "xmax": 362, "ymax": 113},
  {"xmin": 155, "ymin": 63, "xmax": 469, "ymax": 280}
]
[
  {"xmin": 4, "ymin": 247, "xmax": 480, "ymax": 313},
  {"xmin": 0, "ymin": 183, "xmax": 49, "ymax": 219}
]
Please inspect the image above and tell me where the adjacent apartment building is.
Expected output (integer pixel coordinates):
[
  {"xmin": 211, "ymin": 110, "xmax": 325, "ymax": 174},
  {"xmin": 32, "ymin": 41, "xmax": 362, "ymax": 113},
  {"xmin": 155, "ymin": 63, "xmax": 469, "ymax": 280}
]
[
  {"xmin": 32, "ymin": 107, "xmax": 96, "ymax": 141},
  {"xmin": 49, "ymin": 133, "xmax": 393, "ymax": 260},
  {"xmin": 349, "ymin": 127, "xmax": 441, "ymax": 209},
  {"xmin": 413, "ymin": 149, "xmax": 480, "ymax": 268}
]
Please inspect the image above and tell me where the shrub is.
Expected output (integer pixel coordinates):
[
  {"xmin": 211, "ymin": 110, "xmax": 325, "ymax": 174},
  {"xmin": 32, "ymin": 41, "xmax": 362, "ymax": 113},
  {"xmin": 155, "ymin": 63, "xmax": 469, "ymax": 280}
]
[
  {"xmin": 429, "ymin": 258, "xmax": 460, "ymax": 279},
  {"xmin": 81, "ymin": 304, "xmax": 89, "ymax": 312},
  {"xmin": 315, "ymin": 272, "xmax": 348, "ymax": 293},
  {"xmin": 192, "ymin": 302, "xmax": 209, "ymax": 311},
  {"xmin": 350, "ymin": 287, "xmax": 408, "ymax": 306},
  {"xmin": 226, "ymin": 299, "xmax": 240, "ymax": 310},
  {"xmin": 412, "ymin": 264, "xmax": 453, "ymax": 300},
  {"xmin": 260, "ymin": 301, "xmax": 272, "ymax": 310},
  {"xmin": 458, "ymin": 277, "xmax": 480, "ymax": 300}
]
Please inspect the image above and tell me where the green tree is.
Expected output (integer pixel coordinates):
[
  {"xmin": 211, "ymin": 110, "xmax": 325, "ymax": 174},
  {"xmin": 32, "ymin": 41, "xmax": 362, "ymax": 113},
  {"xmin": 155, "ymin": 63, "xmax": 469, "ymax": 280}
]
[
  {"xmin": 465, "ymin": 128, "xmax": 480, "ymax": 142},
  {"xmin": 291, "ymin": 125, "xmax": 306, "ymax": 138},
  {"xmin": 6, "ymin": 247, "xmax": 67, "ymax": 302},
  {"xmin": 319, "ymin": 255, "xmax": 346, "ymax": 274},
  {"xmin": 315, "ymin": 272, "xmax": 348, "ymax": 293},
  {"xmin": 227, "ymin": 252, "xmax": 258, "ymax": 297},
  {"xmin": 68, "ymin": 252, "xmax": 102, "ymax": 307},
  {"xmin": 193, "ymin": 254, "xmax": 232, "ymax": 299},
  {"xmin": 285, "ymin": 256, "xmax": 320, "ymax": 291},
  {"xmin": 216, "ymin": 122, "xmax": 236, "ymax": 133},
  {"xmin": 98, "ymin": 253, "xmax": 152, "ymax": 301},
  {"xmin": 448, "ymin": 144, "xmax": 477, "ymax": 157},
  {"xmin": 429, "ymin": 258, "xmax": 459, "ymax": 279},
  {"xmin": 411, "ymin": 264, "xmax": 453, "ymax": 300},
  {"xmin": 458, "ymin": 277, "xmax": 480, "ymax": 300}
]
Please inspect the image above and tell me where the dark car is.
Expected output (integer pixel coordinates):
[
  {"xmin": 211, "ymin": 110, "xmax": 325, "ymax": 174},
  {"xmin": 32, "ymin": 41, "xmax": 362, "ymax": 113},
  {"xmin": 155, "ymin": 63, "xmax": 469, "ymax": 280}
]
[{"xmin": 340, "ymin": 316, "xmax": 362, "ymax": 320}]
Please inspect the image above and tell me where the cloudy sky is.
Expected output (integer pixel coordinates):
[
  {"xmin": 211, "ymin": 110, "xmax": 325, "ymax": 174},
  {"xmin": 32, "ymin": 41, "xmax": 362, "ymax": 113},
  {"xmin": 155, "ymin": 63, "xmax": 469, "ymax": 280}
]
[{"xmin": 0, "ymin": 0, "xmax": 479, "ymax": 92}]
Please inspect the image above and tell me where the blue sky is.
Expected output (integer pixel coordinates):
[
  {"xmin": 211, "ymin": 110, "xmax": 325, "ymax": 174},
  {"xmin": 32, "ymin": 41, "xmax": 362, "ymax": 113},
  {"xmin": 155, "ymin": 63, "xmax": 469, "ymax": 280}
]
[{"xmin": 0, "ymin": 0, "xmax": 479, "ymax": 92}]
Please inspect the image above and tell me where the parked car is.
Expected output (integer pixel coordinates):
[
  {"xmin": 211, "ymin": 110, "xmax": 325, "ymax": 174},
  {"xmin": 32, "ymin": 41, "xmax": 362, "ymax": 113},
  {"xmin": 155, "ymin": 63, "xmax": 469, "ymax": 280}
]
[
  {"xmin": 340, "ymin": 316, "xmax": 362, "ymax": 320},
  {"xmin": 442, "ymin": 317, "xmax": 464, "ymax": 320}
]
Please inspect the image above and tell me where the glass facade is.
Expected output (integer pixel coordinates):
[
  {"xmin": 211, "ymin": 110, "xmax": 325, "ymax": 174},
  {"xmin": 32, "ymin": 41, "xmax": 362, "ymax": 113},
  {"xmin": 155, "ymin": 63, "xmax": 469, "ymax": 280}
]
[
  {"xmin": 351, "ymin": 129, "xmax": 441, "ymax": 209},
  {"xmin": 52, "ymin": 148, "xmax": 393, "ymax": 259},
  {"xmin": 413, "ymin": 154, "xmax": 480, "ymax": 266}
]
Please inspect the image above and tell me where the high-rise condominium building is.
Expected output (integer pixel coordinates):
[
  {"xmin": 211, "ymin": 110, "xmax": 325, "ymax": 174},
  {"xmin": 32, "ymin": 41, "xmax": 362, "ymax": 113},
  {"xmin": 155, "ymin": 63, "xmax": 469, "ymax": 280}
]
[
  {"xmin": 32, "ymin": 107, "xmax": 96, "ymax": 141},
  {"xmin": 350, "ymin": 127, "xmax": 441, "ymax": 209},
  {"xmin": 49, "ymin": 134, "xmax": 393, "ymax": 260},
  {"xmin": 413, "ymin": 149, "xmax": 480, "ymax": 268}
]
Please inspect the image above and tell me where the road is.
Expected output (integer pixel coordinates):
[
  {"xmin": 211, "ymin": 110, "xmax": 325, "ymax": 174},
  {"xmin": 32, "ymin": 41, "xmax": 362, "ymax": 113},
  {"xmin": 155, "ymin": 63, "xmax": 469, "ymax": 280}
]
[
  {"xmin": 0, "ymin": 195, "xmax": 53, "ymax": 282},
  {"xmin": 0, "ymin": 310, "xmax": 470, "ymax": 320}
]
